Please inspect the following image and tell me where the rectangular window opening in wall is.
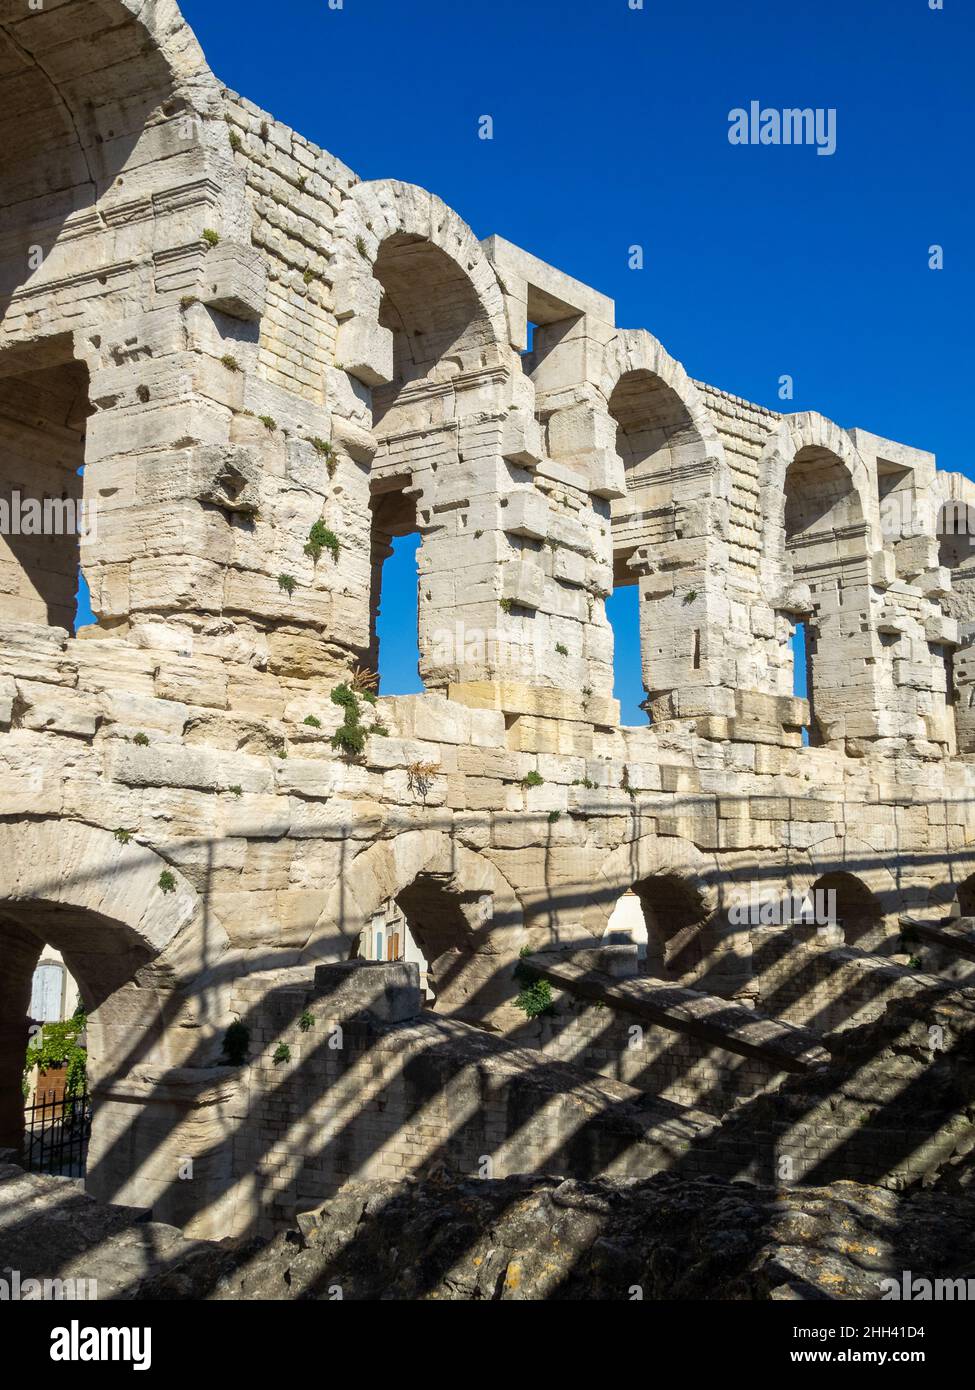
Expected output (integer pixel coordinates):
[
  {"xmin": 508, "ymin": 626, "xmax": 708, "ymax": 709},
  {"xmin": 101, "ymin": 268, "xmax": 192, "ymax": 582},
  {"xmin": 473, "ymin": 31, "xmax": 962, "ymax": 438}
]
[
  {"xmin": 371, "ymin": 486, "xmax": 423, "ymax": 696},
  {"xmin": 791, "ymin": 619, "xmax": 822, "ymax": 747},
  {"xmin": 0, "ymin": 352, "xmax": 92, "ymax": 633},
  {"xmin": 606, "ymin": 572, "xmax": 648, "ymax": 726}
]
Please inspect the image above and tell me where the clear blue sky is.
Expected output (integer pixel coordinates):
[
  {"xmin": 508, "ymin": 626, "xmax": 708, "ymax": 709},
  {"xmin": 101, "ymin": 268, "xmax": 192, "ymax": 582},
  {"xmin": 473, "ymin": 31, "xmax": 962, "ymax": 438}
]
[{"xmin": 82, "ymin": 1, "xmax": 973, "ymax": 721}]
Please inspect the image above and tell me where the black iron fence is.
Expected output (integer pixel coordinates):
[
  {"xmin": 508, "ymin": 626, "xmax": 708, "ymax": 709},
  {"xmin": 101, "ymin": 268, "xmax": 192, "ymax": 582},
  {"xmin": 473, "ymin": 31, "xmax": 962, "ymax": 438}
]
[{"xmin": 22, "ymin": 1089, "xmax": 91, "ymax": 1178}]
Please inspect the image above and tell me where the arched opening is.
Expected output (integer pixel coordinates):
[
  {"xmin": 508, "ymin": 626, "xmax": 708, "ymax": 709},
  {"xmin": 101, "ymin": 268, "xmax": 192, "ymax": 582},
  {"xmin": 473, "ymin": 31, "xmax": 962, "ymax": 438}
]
[
  {"xmin": 0, "ymin": 903, "xmax": 154, "ymax": 1173},
  {"xmin": 809, "ymin": 872, "xmax": 884, "ymax": 948},
  {"xmin": 350, "ymin": 873, "xmax": 501, "ymax": 1024},
  {"xmin": 365, "ymin": 232, "xmax": 498, "ymax": 690},
  {"xmin": 606, "ymin": 368, "xmax": 709, "ymax": 719},
  {"xmin": 782, "ymin": 444, "xmax": 869, "ymax": 743},
  {"xmin": 629, "ymin": 873, "xmax": 712, "ymax": 979},
  {"xmin": 0, "ymin": 351, "xmax": 92, "ymax": 631}
]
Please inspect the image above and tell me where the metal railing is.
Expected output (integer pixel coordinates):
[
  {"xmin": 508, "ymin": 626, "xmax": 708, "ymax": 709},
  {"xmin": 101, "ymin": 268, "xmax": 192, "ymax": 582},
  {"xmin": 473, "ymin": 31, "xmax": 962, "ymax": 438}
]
[{"xmin": 22, "ymin": 1089, "xmax": 91, "ymax": 1178}]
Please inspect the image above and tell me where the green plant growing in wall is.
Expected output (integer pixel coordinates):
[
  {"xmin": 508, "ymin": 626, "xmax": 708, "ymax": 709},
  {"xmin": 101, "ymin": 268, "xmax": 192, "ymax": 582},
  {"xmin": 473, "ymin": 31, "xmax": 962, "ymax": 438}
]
[
  {"xmin": 273, "ymin": 1043, "xmax": 291, "ymax": 1065},
  {"xmin": 499, "ymin": 597, "xmax": 513, "ymax": 614},
  {"xmin": 296, "ymin": 174, "xmax": 307, "ymax": 190},
  {"xmin": 521, "ymin": 770, "xmax": 544, "ymax": 789},
  {"xmin": 370, "ymin": 722, "xmax": 389, "ymax": 737},
  {"xmin": 555, "ymin": 643, "xmax": 568, "ymax": 657},
  {"xmin": 158, "ymin": 870, "xmax": 177, "ymax": 894},
  {"xmin": 228, "ymin": 131, "xmax": 242, "ymax": 152},
  {"xmin": 514, "ymin": 979, "xmax": 554, "ymax": 1020},
  {"xmin": 278, "ymin": 573, "xmax": 297, "ymax": 596},
  {"xmin": 303, "ymin": 714, "xmax": 322, "ymax": 728},
  {"xmin": 24, "ymin": 1008, "xmax": 87, "ymax": 1101},
  {"xmin": 330, "ymin": 683, "xmax": 367, "ymax": 758},
  {"xmin": 548, "ymin": 810, "xmax": 561, "ymax": 823},
  {"xmin": 221, "ymin": 355, "xmax": 240, "ymax": 372},
  {"xmin": 683, "ymin": 590, "xmax": 698, "ymax": 605},
  {"xmin": 202, "ymin": 228, "xmax": 221, "ymax": 248},
  {"xmin": 113, "ymin": 827, "xmax": 133, "ymax": 844},
  {"xmin": 258, "ymin": 414, "xmax": 277, "ymax": 432},
  {"xmin": 355, "ymin": 234, "xmax": 368, "ymax": 258},
  {"xmin": 133, "ymin": 731, "xmax": 150, "ymax": 746},
  {"xmin": 228, "ymin": 785, "xmax": 243, "ymax": 798},
  {"xmin": 310, "ymin": 438, "xmax": 337, "ymax": 477},
  {"xmin": 222, "ymin": 1018, "xmax": 250, "ymax": 1066},
  {"xmin": 298, "ymin": 1011, "xmax": 315, "ymax": 1033},
  {"xmin": 305, "ymin": 520, "xmax": 340, "ymax": 563}
]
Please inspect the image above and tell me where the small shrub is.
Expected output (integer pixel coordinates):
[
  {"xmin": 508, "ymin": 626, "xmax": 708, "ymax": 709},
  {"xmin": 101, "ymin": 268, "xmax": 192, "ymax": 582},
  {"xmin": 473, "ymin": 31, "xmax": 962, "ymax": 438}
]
[
  {"xmin": 113, "ymin": 827, "xmax": 133, "ymax": 844},
  {"xmin": 303, "ymin": 269, "xmax": 317, "ymax": 285},
  {"xmin": 330, "ymin": 683, "xmax": 367, "ymax": 758},
  {"xmin": 515, "ymin": 979, "xmax": 554, "ymax": 1020},
  {"xmin": 297, "ymin": 174, "xmax": 307, "ymax": 190},
  {"xmin": 278, "ymin": 573, "xmax": 297, "ymax": 596},
  {"xmin": 222, "ymin": 1019, "xmax": 250, "ymax": 1066},
  {"xmin": 272, "ymin": 1043, "xmax": 291, "ymax": 1065},
  {"xmin": 260, "ymin": 120, "xmax": 269, "ymax": 141},
  {"xmin": 133, "ymin": 731, "xmax": 150, "ymax": 746},
  {"xmin": 305, "ymin": 520, "xmax": 340, "ymax": 562},
  {"xmin": 407, "ymin": 761, "xmax": 439, "ymax": 799},
  {"xmin": 258, "ymin": 414, "xmax": 277, "ymax": 432},
  {"xmin": 221, "ymin": 354, "xmax": 240, "ymax": 372},
  {"xmin": 350, "ymin": 665, "xmax": 379, "ymax": 695},
  {"xmin": 202, "ymin": 228, "xmax": 221, "ymax": 247},
  {"xmin": 228, "ymin": 131, "xmax": 242, "ymax": 152},
  {"xmin": 683, "ymin": 590, "xmax": 698, "ymax": 605},
  {"xmin": 298, "ymin": 1011, "xmax": 315, "ymax": 1033},
  {"xmin": 548, "ymin": 810, "xmax": 561, "ymax": 823},
  {"xmin": 521, "ymin": 770, "xmax": 544, "ymax": 789},
  {"xmin": 180, "ymin": 295, "xmax": 199, "ymax": 309},
  {"xmin": 331, "ymin": 723, "xmax": 366, "ymax": 757},
  {"xmin": 370, "ymin": 722, "xmax": 389, "ymax": 737},
  {"xmin": 158, "ymin": 870, "xmax": 177, "ymax": 894},
  {"xmin": 499, "ymin": 597, "xmax": 513, "ymax": 614},
  {"xmin": 908, "ymin": 955, "xmax": 924, "ymax": 970},
  {"xmin": 303, "ymin": 714, "xmax": 322, "ymax": 728},
  {"xmin": 555, "ymin": 643, "xmax": 568, "ymax": 657},
  {"xmin": 355, "ymin": 234, "xmax": 368, "ymax": 258},
  {"xmin": 228, "ymin": 785, "xmax": 243, "ymax": 798}
]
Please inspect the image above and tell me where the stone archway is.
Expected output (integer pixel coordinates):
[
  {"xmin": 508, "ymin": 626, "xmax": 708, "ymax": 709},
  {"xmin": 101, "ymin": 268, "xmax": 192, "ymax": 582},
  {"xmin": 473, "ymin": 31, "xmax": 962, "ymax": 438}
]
[
  {"xmin": 591, "ymin": 833, "xmax": 722, "ymax": 980},
  {"xmin": 301, "ymin": 830, "xmax": 525, "ymax": 1028},
  {"xmin": 757, "ymin": 414, "xmax": 882, "ymax": 745},
  {"xmin": 594, "ymin": 329, "xmax": 730, "ymax": 721},
  {"xmin": 0, "ymin": 819, "xmax": 227, "ymax": 1212}
]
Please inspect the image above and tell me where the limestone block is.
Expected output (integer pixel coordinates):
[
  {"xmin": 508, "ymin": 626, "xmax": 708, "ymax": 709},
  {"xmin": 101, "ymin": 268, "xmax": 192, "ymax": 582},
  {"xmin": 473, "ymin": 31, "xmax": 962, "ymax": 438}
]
[
  {"xmin": 895, "ymin": 534, "xmax": 939, "ymax": 581},
  {"xmin": 501, "ymin": 412, "xmax": 543, "ymax": 468},
  {"xmin": 587, "ymin": 447, "xmax": 627, "ymax": 501},
  {"xmin": 106, "ymin": 742, "xmax": 273, "ymax": 795},
  {"xmin": 0, "ymin": 676, "xmax": 15, "ymax": 729},
  {"xmin": 502, "ymin": 490, "xmax": 549, "ymax": 541},
  {"xmin": 552, "ymin": 547, "xmax": 587, "ymax": 587},
  {"xmin": 201, "ymin": 241, "xmax": 268, "ymax": 321},
  {"xmin": 192, "ymin": 446, "xmax": 261, "ymax": 516},
  {"xmin": 870, "ymin": 550, "xmax": 896, "ymax": 588},
  {"xmin": 311, "ymin": 961, "xmax": 422, "ymax": 1023},
  {"xmin": 335, "ymin": 318, "xmax": 394, "ymax": 387},
  {"xmin": 501, "ymin": 559, "xmax": 545, "ymax": 610}
]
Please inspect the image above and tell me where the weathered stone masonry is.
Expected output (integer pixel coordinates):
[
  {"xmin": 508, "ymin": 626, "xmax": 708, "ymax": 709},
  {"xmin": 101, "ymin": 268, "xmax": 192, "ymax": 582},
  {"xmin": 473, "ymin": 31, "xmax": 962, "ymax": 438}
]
[{"xmin": 3, "ymin": 0, "xmax": 975, "ymax": 1239}]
